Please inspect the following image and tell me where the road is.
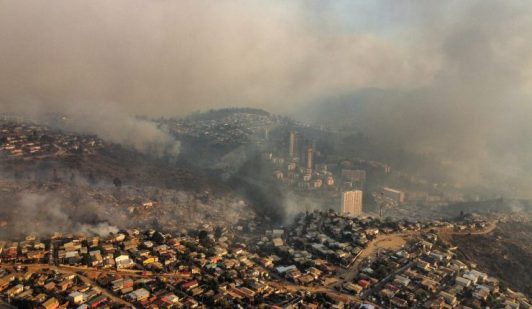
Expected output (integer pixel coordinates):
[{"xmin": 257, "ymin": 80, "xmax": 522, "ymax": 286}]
[
  {"xmin": 361, "ymin": 261, "xmax": 415, "ymax": 299},
  {"xmin": 262, "ymin": 230, "xmax": 415, "ymax": 307},
  {"xmin": 453, "ymin": 222, "xmax": 497, "ymax": 235},
  {"xmin": 0, "ymin": 222, "xmax": 496, "ymax": 308},
  {"xmin": 331, "ymin": 222, "xmax": 496, "ymax": 290},
  {"xmin": 266, "ymin": 280, "xmax": 374, "ymax": 306},
  {"xmin": 333, "ymin": 232, "xmax": 412, "ymax": 289},
  {"xmin": 1, "ymin": 263, "xmax": 134, "ymax": 307},
  {"xmin": 437, "ymin": 221, "xmax": 497, "ymax": 243}
]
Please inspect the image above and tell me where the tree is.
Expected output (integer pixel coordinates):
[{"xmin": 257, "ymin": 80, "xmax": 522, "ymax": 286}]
[
  {"xmin": 198, "ymin": 230, "xmax": 212, "ymax": 247},
  {"xmin": 214, "ymin": 226, "xmax": 223, "ymax": 239},
  {"xmin": 88, "ymin": 171, "xmax": 96, "ymax": 185},
  {"xmin": 113, "ymin": 177, "xmax": 122, "ymax": 188},
  {"xmin": 52, "ymin": 168, "xmax": 60, "ymax": 182}
]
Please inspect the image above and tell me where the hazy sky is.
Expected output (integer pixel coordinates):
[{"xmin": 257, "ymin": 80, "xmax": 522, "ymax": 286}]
[
  {"xmin": 1, "ymin": 1, "xmax": 530, "ymax": 115},
  {"xmin": 0, "ymin": 0, "xmax": 449, "ymax": 116}
]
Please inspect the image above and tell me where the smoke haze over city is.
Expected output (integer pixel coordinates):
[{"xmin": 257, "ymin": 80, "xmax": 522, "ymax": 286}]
[
  {"xmin": 1, "ymin": 2, "xmax": 532, "ymax": 307},
  {"xmin": 1, "ymin": 0, "xmax": 532, "ymax": 195}
]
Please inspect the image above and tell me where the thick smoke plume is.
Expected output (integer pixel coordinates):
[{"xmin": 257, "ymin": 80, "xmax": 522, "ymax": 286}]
[{"xmin": 0, "ymin": 192, "xmax": 119, "ymax": 238}]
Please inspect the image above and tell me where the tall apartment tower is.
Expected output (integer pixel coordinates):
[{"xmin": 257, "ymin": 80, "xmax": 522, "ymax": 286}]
[
  {"xmin": 306, "ymin": 144, "xmax": 314, "ymax": 170},
  {"xmin": 289, "ymin": 131, "xmax": 297, "ymax": 157},
  {"xmin": 341, "ymin": 190, "xmax": 363, "ymax": 215}
]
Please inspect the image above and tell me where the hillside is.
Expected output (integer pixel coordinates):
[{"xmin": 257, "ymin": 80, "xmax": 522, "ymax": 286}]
[
  {"xmin": 452, "ymin": 221, "xmax": 532, "ymax": 297},
  {"xmin": 0, "ymin": 120, "xmax": 254, "ymax": 238}
]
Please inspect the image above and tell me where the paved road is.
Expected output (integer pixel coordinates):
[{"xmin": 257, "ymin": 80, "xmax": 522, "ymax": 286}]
[
  {"xmin": 0, "ymin": 263, "xmax": 134, "ymax": 307},
  {"xmin": 0, "ymin": 222, "xmax": 496, "ymax": 308},
  {"xmin": 361, "ymin": 261, "xmax": 415, "ymax": 299},
  {"xmin": 266, "ymin": 280, "xmax": 373, "ymax": 306}
]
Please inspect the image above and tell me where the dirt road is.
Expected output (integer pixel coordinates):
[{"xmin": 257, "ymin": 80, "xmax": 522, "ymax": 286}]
[
  {"xmin": 333, "ymin": 232, "xmax": 411, "ymax": 289},
  {"xmin": 1, "ymin": 263, "xmax": 134, "ymax": 307},
  {"xmin": 267, "ymin": 280, "xmax": 373, "ymax": 305}
]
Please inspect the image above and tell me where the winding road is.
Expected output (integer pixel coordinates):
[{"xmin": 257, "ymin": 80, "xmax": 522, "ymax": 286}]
[{"xmin": 0, "ymin": 222, "xmax": 497, "ymax": 308}]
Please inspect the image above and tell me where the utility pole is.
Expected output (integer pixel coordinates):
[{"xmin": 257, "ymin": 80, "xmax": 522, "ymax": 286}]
[{"xmin": 379, "ymin": 192, "xmax": 384, "ymax": 218}]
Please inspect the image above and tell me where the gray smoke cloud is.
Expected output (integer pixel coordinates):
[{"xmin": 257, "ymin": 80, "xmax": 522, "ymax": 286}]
[
  {"xmin": 0, "ymin": 0, "xmax": 435, "ymax": 116},
  {"xmin": 0, "ymin": 0, "xmax": 435, "ymax": 155},
  {"xmin": 52, "ymin": 103, "xmax": 181, "ymax": 157},
  {"xmin": 302, "ymin": 1, "xmax": 532, "ymax": 198},
  {"xmin": 1, "ymin": 1, "xmax": 531, "ymax": 197},
  {"xmin": 0, "ymin": 192, "xmax": 120, "ymax": 238}
]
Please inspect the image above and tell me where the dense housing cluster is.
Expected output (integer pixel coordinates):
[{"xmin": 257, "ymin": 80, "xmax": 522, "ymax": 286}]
[
  {"xmin": 1, "ymin": 210, "xmax": 527, "ymax": 308},
  {"xmin": 358, "ymin": 234, "xmax": 531, "ymax": 308},
  {"xmin": 164, "ymin": 110, "xmax": 276, "ymax": 149},
  {"xmin": 0, "ymin": 122, "xmax": 103, "ymax": 159}
]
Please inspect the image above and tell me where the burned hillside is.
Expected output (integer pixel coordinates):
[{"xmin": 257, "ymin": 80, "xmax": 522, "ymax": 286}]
[{"xmin": 0, "ymin": 120, "xmax": 255, "ymax": 238}]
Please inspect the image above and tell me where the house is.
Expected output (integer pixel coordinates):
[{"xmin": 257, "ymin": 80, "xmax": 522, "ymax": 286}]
[
  {"xmin": 455, "ymin": 276, "xmax": 471, "ymax": 287},
  {"xmin": 115, "ymin": 255, "xmax": 135, "ymax": 269},
  {"xmin": 394, "ymin": 275, "xmax": 411, "ymax": 287},
  {"xmin": 68, "ymin": 292, "xmax": 86, "ymax": 305},
  {"xmin": 276, "ymin": 265, "xmax": 297, "ymax": 274},
  {"xmin": 7, "ymin": 284, "xmax": 23, "ymax": 297},
  {"xmin": 420, "ymin": 278, "xmax": 438, "ymax": 292},
  {"xmin": 181, "ymin": 280, "xmax": 199, "ymax": 291},
  {"xmin": 86, "ymin": 295, "xmax": 107, "ymax": 308},
  {"xmin": 272, "ymin": 238, "xmax": 284, "ymax": 247},
  {"xmin": 472, "ymin": 286, "xmax": 490, "ymax": 300},
  {"xmin": 380, "ymin": 289, "xmax": 395, "ymax": 299},
  {"xmin": 0, "ymin": 278, "xmax": 11, "ymax": 292},
  {"xmin": 40, "ymin": 297, "xmax": 59, "ymax": 309},
  {"xmin": 390, "ymin": 297, "xmax": 409, "ymax": 308},
  {"xmin": 272, "ymin": 229, "xmax": 284, "ymax": 237},
  {"xmin": 439, "ymin": 291, "xmax": 457, "ymax": 305},
  {"xmin": 127, "ymin": 288, "xmax": 150, "ymax": 302}
]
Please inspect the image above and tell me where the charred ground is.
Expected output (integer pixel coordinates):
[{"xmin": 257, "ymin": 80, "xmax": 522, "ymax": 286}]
[
  {"xmin": 452, "ymin": 221, "xmax": 532, "ymax": 297},
  {"xmin": 0, "ymin": 120, "xmax": 254, "ymax": 238}
]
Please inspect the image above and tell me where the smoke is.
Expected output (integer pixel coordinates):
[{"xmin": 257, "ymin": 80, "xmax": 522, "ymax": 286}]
[
  {"xmin": 76, "ymin": 222, "xmax": 119, "ymax": 237},
  {"xmin": 0, "ymin": 0, "xmax": 435, "ymax": 117},
  {"xmin": 52, "ymin": 103, "xmax": 181, "ymax": 157},
  {"xmin": 0, "ymin": 166, "xmax": 254, "ymax": 238},
  {"xmin": 283, "ymin": 192, "xmax": 326, "ymax": 224},
  {"xmin": 0, "ymin": 1, "xmax": 531, "ymax": 197},
  {"xmin": 302, "ymin": 1, "xmax": 532, "ymax": 198},
  {"xmin": 0, "ymin": 192, "xmax": 119, "ymax": 238},
  {"xmin": 1, "ymin": 100, "xmax": 181, "ymax": 157}
]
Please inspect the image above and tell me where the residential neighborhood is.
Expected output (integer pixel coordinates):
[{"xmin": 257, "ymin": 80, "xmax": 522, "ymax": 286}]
[{"xmin": 1, "ymin": 210, "xmax": 528, "ymax": 308}]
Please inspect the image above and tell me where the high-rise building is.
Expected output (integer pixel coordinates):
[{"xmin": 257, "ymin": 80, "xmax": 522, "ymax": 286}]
[
  {"xmin": 306, "ymin": 145, "xmax": 314, "ymax": 170},
  {"xmin": 341, "ymin": 190, "xmax": 363, "ymax": 215},
  {"xmin": 288, "ymin": 131, "xmax": 297, "ymax": 157}
]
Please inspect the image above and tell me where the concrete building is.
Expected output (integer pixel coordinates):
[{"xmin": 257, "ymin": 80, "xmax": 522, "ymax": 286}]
[
  {"xmin": 306, "ymin": 145, "xmax": 314, "ymax": 170},
  {"xmin": 341, "ymin": 169, "xmax": 366, "ymax": 183},
  {"xmin": 341, "ymin": 190, "xmax": 363, "ymax": 215},
  {"xmin": 289, "ymin": 131, "xmax": 297, "ymax": 158},
  {"xmin": 128, "ymin": 288, "xmax": 151, "ymax": 302},
  {"xmin": 383, "ymin": 187, "xmax": 405, "ymax": 203}
]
